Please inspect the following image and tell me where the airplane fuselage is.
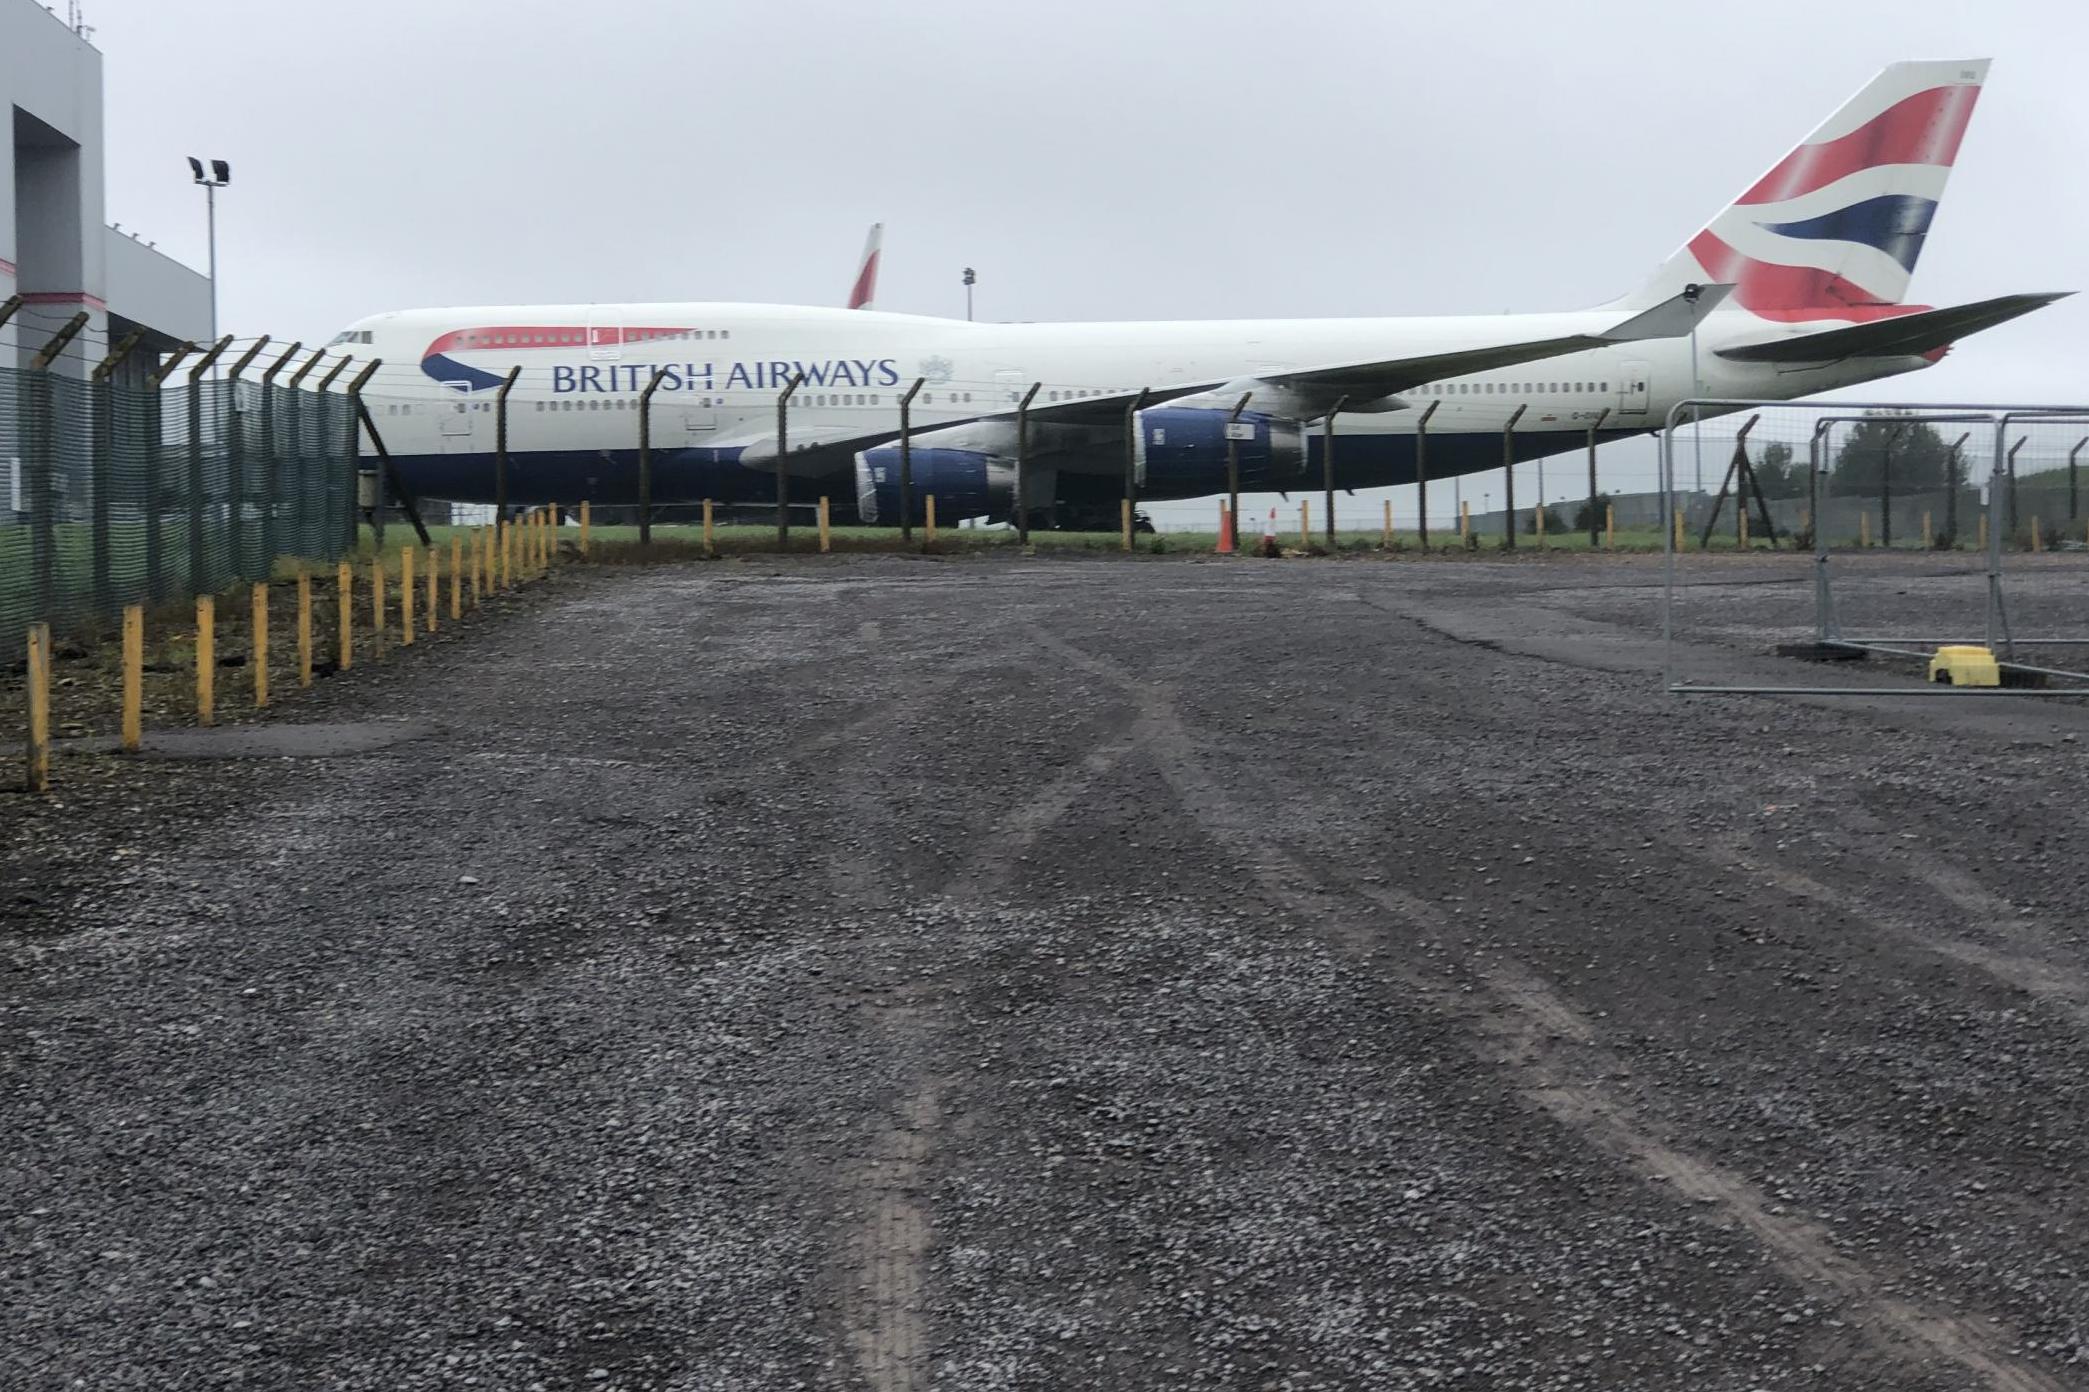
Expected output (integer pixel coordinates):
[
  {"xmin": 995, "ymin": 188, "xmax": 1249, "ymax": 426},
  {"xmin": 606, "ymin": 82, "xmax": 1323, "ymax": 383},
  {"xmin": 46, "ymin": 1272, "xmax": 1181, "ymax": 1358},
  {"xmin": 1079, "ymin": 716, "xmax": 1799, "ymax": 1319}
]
[{"xmin": 336, "ymin": 301, "xmax": 1926, "ymax": 519}]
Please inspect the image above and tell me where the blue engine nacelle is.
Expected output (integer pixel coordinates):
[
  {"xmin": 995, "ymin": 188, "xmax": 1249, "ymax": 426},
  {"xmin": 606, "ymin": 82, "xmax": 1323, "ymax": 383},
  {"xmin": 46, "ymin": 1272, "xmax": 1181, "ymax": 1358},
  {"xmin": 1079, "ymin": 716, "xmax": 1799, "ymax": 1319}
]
[
  {"xmin": 1132, "ymin": 405, "xmax": 1307, "ymax": 494},
  {"xmin": 856, "ymin": 421, "xmax": 1057, "ymax": 524}
]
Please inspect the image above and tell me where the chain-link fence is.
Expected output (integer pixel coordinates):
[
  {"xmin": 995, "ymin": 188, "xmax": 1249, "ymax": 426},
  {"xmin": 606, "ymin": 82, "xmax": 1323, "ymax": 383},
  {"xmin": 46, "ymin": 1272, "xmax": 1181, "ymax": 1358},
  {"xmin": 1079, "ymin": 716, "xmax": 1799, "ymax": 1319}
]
[{"xmin": 1, "ymin": 365, "xmax": 359, "ymax": 640}]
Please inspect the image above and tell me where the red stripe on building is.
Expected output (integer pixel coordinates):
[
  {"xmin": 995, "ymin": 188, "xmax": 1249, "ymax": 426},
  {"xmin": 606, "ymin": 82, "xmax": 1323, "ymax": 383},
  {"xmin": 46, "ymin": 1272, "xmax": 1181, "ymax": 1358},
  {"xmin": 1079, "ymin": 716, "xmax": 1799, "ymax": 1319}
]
[
  {"xmin": 1736, "ymin": 85, "xmax": 1980, "ymax": 207},
  {"xmin": 19, "ymin": 289, "xmax": 108, "ymax": 311}
]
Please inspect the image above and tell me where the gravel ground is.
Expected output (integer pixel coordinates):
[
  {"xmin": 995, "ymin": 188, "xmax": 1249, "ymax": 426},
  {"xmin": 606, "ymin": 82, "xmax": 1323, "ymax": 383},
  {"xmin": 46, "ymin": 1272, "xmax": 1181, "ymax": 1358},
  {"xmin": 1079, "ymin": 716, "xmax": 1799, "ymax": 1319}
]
[{"xmin": 5, "ymin": 549, "xmax": 2089, "ymax": 1391}]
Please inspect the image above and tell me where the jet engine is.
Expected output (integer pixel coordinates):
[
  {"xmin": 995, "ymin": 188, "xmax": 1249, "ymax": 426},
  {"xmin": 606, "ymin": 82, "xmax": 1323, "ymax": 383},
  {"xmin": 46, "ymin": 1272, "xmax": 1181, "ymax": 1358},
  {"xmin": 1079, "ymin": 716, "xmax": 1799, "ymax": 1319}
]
[
  {"xmin": 1132, "ymin": 402, "xmax": 1307, "ymax": 494},
  {"xmin": 854, "ymin": 420, "xmax": 1055, "ymax": 525}
]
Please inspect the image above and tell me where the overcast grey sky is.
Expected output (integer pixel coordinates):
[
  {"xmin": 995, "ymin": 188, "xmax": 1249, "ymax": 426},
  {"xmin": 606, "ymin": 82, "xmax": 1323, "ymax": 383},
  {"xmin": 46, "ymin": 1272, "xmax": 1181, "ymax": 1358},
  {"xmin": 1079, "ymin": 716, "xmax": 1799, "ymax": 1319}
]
[{"xmin": 80, "ymin": 0, "xmax": 2089, "ymax": 515}]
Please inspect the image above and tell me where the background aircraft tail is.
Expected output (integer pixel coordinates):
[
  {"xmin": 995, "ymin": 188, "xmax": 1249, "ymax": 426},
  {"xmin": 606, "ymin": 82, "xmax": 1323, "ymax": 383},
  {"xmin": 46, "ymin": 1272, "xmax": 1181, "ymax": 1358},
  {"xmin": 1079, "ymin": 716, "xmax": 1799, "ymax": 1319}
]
[
  {"xmin": 847, "ymin": 222, "xmax": 883, "ymax": 310},
  {"xmin": 1618, "ymin": 60, "xmax": 1988, "ymax": 319}
]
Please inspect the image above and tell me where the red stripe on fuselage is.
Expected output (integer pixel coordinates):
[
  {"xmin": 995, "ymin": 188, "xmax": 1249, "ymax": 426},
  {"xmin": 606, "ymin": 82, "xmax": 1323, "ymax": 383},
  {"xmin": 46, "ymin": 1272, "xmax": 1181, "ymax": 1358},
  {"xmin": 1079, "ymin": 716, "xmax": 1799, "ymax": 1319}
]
[
  {"xmin": 1736, "ymin": 84, "xmax": 1979, "ymax": 206},
  {"xmin": 423, "ymin": 325, "xmax": 695, "ymax": 357}
]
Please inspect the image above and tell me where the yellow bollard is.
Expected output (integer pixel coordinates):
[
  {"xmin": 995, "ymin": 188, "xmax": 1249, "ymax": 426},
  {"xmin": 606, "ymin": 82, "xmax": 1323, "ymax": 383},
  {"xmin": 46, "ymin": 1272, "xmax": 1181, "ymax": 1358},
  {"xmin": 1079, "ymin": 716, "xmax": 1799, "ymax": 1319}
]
[
  {"xmin": 819, "ymin": 496, "xmax": 832, "ymax": 553},
  {"xmin": 2033, "ymin": 516, "xmax": 2043, "ymax": 552},
  {"xmin": 401, "ymin": 546, "xmax": 416, "ymax": 647},
  {"xmin": 450, "ymin": 533, "xmax": 462, "ymax": 621},
  {"xmin": 1978, "ymin": 514, "xmax": 1987, "ymax": 550},
  {"xmin": 25, "ymin": 623, "xmax": 51, "ymax": 793},
  {"xmin": 1460, "ymin": 500, "xmax": 1471, "ymax": 542},
  {"xmin": 195, "ymin": 595, "xmax": 215, "ymax": 727},
  {"xmin": 1536, "ymin": 503, "xmax": 1547, "ymax": 546},
  {"xmin": 425, "ymin": 546, "xmax": 438, "ymax": 633},
  {"xmin": 703, "ymin": 499, "xmax": 716, "ymax": 556},
  {"xmin": 338, "ymin": 562, "xmax": 353, "ymax": 671},
  {"xmin": 1605, "ymin": 503, "xmax": 1615, "ymax": 551},
  {"xmin": 122, "ymin": 605, "xmax": 143, "ymax": 751},
  {"xmin": 1300, "ymin": 499, "xmax": 1310, "ymax": 549},
  {"xmin": 1860, "ymin": 512, "xmax": 1871, "ymax": 548},
  {"xmin": 1739, "ymin": 509, "xmax": 1749, "ymax": 549},
  {"xmin": 1673, "ymin": 509, "xmax": 1684, "ymax": 551},
  {"xmin": 1382, "ymin": 499, "xmax": 1392, "ymax": 547},
  {"xmin": 473, "ymin": 526, "xmax": 486, "ymax": 605},
  {"xmin": 371, "ymin": 557, "xmax": 386, "ymax": 656},
  {"xmin": 1923, "ymin": 510, "xmax": 1933, "ymax": 549},
  {"xmin": 1121, "ymin": 497, "xmax": 1133, "ymax": 552},
  {"xmin": 251, "ymin": 582, "xmax": 269, "ymax": 709},
  {"xmin": 297, "ymin": 575, "xmax": 313, "ymax": 688},
  {"xmin": 924, "ymin": 494, "xmax": 937, "ymax": 544},
  {"xmin": 580, "ymin": 500, "xmax": 591, "ymax": 558}
]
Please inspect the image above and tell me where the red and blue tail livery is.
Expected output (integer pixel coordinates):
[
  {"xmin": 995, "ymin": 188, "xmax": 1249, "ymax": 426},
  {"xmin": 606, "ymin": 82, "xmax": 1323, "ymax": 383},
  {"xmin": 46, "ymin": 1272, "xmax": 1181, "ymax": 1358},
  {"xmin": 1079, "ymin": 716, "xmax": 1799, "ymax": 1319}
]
[{"xmin": 1627, "ymin": 59, "xmax": 1986, "ymax": 320}]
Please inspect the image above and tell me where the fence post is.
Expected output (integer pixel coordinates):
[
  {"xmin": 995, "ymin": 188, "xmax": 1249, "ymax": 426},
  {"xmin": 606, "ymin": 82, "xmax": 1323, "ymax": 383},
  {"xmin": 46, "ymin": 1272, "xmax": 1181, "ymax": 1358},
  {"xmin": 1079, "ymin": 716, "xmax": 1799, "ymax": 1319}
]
[
  {"xmin": 450, "ymin": 533, "xmax": 462, "ymax": 620},
  {"xmin": 297, "ymin": 574, "xmax": 312, "ymax": 688},
  {"xmin": 186, "ymin": 336, "xmax": 235, "ymax": 598},
  {"xmin": 703, "ymin": 499, "xmax": 715, "ymax": 556},
  {"xmin": 122, "ymin": 604, "xmax": 143, "ymax": 750},
  {"xmin": 1015, "ymin": 382, "xmax": 1042, "ymax": 545},
  {"xmin": 224, "ymin": 337, "xmax": 271, "ymax": 581},
  {"xmin": 638, "ymin": 367, "xmax": 666, "ymax": 545},
  {"xmin": 1413, "ymin": 399, "xmax": 1438, "ymax": 553},
  {"xmin": 25, "ymin": 623, "xmax": 51, "ymax": 793},
  {"xmin": 145, "ymin": 344, "xmax": 197, "ymax": 604},
  {"xmin": 1605, "ymin": 503, "xmax": 1614, "ymax": 550},
  {"xmin": 924, "ymin": 493, "xmax": 937, "ymax": 544},
  {"xmin": 1382, "ymin": 499, "xmax": 1392, "ymax": 548},
  {"xmin": 2070, "ymin": 436, "xmax": 2087, "ymax": 523},
  {"xmin": 284, "ymin": 349, "xmax": 326, "ymax": 555},
  {"xmin": 1585, "ymin": 407, "xmax": 1610, "ymax": 549},
  {"xmin": 818, "ymin": 496, "xmax": 831, "ymax": 552},
  {"xmin": 775, "ymin": 372, "xmax": 806, "ymax": 549},
  {"xmin": 899, "ymin": 377, "xmax": 926, "ymax": 543},
  {"xmin": 1299, "ymin": 498, "xmax": 1310, "ymax": 549},
  {"xmin": 1321, "ymin": 395, "xmax": 1348, "ymax": 550},
  {"xmin": 370, "ymin": 555, "xmax": 386, "ymax": 656},
  {"xmin": 257, "ymin": 341, "xmax": 301, "ymax": 574},
  {"xmin": 250, "ymin": 581, "xmax": 269, "ymax": 708},
  {"xmin": 485, "ymin": 365, "xmax": 520, "ymax": 534},
  {"xmin": 1222, "ymin": 391, "xmax": 1253, "ymax": 551},
  {"xmin": 90, "ymin": 330, "xmax": 147, "ymax": 618},
  {"xmin": 1123, "ymin": 387, "xmax": 1151, "ymax": 553},
  {"xmin": 1879, "ymin": 420, "xmax": 1904, "ymax": 550},
  {"xmin": 195, "ymin": 595, "xmax": 216, "ymax": 727},
  {"xmin": 578, "ymin": 500, "xmax": 590, "ymax": 558},
  {"xmin": 27, "ymin": 314, "xmax": 90, "ymax": 630},
  {"xmin": 337, "ymin": 561, "xmax": 353, "ymax": 670},
  {"xmin": 2007, "ymin": 436, "xmax": 2025, "ymax": 539},
  {"xmin": 400, "ymin": 545, "xmax": 415, "ymax": 646},
  {"xmin": 1946, "ymin": 432, "xmax": 1969, "ymax": 546},
  {"xmin": 1501, "ymin": 404, "xmax": 1526, "ymax": 549},
  {"xmin": 426, "ymin": 545, "xmax": 438, "ymax": 633}
]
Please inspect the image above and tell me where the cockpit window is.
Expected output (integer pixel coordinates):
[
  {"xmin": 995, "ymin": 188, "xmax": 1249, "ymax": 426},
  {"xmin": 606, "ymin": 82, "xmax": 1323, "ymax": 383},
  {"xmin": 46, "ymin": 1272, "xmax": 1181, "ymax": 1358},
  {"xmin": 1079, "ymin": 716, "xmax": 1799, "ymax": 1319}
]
[{"xmin": 326, "ymin": 330, "xmax": 375, "ymax": 346}]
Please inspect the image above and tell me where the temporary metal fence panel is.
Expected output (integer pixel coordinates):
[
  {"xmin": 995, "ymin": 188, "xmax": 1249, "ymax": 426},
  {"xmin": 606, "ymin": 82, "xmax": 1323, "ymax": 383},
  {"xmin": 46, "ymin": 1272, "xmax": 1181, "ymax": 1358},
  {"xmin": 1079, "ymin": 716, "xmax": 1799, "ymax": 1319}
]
[{"xmin": 0, "ymin": 363, "xmax": 358, "ymax": 641}]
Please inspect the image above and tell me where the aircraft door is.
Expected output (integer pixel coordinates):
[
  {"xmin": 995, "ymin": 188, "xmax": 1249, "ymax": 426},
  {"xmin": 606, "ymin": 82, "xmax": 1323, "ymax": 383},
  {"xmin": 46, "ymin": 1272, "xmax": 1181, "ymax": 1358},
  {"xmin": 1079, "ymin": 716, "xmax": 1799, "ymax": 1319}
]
[
  {"xmin": 1618, "ymin": 361, "xmax": 1651, "ymax": 416},
  {"xmin": 439, "ymin": 388, "xmax": 475, "ymax": 437},
  {"xmin": 586, "ymin": 306, "xmax": 623, "ymax": 361}
]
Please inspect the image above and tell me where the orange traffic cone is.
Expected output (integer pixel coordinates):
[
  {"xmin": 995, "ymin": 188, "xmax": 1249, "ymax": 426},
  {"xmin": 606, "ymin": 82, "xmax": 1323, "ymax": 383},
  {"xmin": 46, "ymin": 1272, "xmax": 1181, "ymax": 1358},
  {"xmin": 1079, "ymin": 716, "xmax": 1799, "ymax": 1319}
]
[{"xmin": 1217, "ymin": 501, "xmax": 1235, "ymax": 554}]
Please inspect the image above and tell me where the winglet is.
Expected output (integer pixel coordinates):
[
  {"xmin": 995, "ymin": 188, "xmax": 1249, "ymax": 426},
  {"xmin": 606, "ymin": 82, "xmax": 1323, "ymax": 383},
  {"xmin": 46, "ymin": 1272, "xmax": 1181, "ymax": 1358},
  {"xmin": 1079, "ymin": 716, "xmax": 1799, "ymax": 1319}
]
[
  {"xmin": 1600, "ymin": 283, "xmax": 1733, "ymax": 341},
  {"xmin": 847, "ymin": 222, "xmax": 883, "ymax": 311}
]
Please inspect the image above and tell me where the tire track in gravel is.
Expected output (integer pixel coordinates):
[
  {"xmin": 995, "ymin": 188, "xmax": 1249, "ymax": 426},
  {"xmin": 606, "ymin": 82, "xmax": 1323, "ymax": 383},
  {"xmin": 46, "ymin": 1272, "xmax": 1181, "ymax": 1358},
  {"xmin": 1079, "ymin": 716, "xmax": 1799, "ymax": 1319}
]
[
  {"xmin": 1031, "ymin": 624, "xmax": 2072, "ymax": 1392},
  {"xmin": 840, "ymin": 1003, "xmax": 942, "ymax": 1392},
  {"xmin": 1705, "ymin": 834, "xmax": 2089, "ymax": 1031}
]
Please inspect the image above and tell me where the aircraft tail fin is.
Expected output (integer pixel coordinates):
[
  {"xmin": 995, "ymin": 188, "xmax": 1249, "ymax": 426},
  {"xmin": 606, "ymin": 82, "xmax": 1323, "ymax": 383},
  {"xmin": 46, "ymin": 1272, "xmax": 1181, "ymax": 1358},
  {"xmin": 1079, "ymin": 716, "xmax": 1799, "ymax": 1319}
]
[
  {"xmin": 847, "ymin": 222, "xmax": 883, "ymax": 311},
  {"xmin": 1617, "ymin": 60, "xmax": 1989, "ymax": 319}
]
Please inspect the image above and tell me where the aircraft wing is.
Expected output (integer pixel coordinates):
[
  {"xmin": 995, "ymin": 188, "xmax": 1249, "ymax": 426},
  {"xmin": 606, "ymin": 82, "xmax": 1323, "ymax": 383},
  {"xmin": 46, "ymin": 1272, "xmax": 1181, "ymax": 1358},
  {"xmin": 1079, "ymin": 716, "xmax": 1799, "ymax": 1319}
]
[
  {"xmin": 715, "ymin": 285, "xmax": 1730, "ymax": 478},
  {"xmin": 1714, "ymin": 292, "xmax": 2069, "ymax": 364}
]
